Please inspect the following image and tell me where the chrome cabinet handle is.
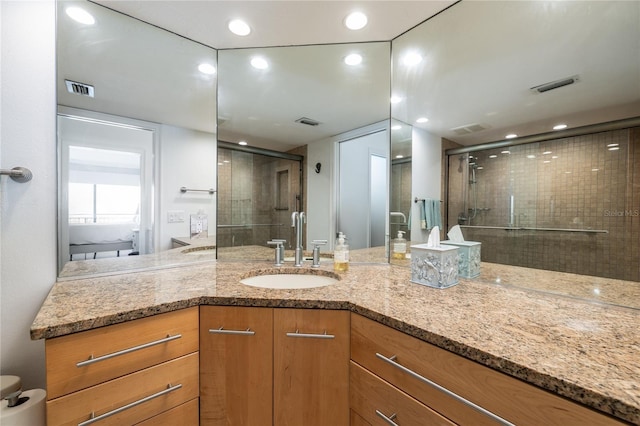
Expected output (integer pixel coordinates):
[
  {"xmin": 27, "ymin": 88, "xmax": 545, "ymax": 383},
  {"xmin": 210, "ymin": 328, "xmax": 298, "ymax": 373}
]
[
  {"xmin": 76, "ymin": 334, "xmax": 182, "ymax": 367},
  {"xmin": 77, "ymin": 383, "xmax": 182, "ymax": 426},
  {"xmin": 286, "ymin": 329, "xmax": 335, "ymax": 339},
  {"xmin": 376, "ymin": 410, "xmax": 399, "ymax": 425},
  {"xmin": 208, "ymin": 327, "xmax": 256, "ymax": 336},
  {"xmin": 375, "ymin": 353, "xmax": 515, "ymax": 426}
]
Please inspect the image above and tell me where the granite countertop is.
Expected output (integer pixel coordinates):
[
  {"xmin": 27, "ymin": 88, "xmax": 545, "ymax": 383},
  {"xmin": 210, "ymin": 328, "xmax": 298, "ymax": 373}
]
[{"xmin": 33, "ymin": 259, "xmax": 640, "ymax": 424}]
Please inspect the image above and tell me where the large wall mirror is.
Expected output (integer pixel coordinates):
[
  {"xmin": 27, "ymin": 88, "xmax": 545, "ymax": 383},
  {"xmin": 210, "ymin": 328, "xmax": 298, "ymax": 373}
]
[
  {"xmin": 216, "ymin": 42, "xmax": 391, "ymax": 263},
  {"xmin": 391, "ymin": 1, "xmax": 640, "ymax": 295},
  {"xmin": 56, "ymin": 0, "xmax": 217, "ymax": 278}
]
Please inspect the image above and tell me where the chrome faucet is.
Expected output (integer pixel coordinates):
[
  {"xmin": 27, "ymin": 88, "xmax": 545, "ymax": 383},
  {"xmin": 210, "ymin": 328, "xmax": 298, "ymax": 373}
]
[{"xmin": 291, "ymin": 211, "xmax": 306, "ymax": 266}]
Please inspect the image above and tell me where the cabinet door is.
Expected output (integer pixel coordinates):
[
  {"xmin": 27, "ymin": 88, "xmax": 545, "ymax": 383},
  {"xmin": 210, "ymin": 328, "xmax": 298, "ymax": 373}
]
[
  {"xmin": 274, "ymin": 309, "xmax": 350, "ymax": 426},
  {"xmin": 200, "ymin": 306, "xmax": 273, "ymax": 426}
]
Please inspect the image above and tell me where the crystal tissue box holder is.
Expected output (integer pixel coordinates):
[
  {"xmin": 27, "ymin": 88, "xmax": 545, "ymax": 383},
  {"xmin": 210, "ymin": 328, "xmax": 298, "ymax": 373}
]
[
  {"xmin": 441, "ymin": 240, "xmax": 481, "ymax": 279},
  {"xmin": 410, "ymin": 244, "xmax": 459, "ymax": 289}
]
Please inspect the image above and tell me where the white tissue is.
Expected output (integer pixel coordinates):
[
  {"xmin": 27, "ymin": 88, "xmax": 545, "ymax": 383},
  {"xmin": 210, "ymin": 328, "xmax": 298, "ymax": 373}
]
[
  {"xmin": 447, "ymin": 225, "xmax": 465, "ymax": 242},
  {"xmin": 427, "ymin": 226, "xmax": 440, "ymax": 247}
]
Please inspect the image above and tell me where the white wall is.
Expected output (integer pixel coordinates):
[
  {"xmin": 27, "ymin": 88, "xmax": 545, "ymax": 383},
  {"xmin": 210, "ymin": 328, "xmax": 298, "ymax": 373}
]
[
  {"xmin": 1, "ymin": 0, "xmax": 57, "ymax": 389},
  {"xmin": 159, "ymin": 125, "xmax": 217, "ymax": 250},
  {"xmin": 306, "ymin": 137, "xmax": 335, "ymax": 250},
  {"xmin": 411, "ymin": 126, "xmax": 442, "ymax": 241}
]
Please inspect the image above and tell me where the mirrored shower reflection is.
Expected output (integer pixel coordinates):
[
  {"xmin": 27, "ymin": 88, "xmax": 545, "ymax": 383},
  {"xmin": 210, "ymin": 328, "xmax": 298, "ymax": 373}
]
[
  {"xmin": 446, "ymin": 128, "xmax": 640, "ymax": 281},
  {"xmin": 216, "ymin": 145, "xmax": 304, "ymax": 252}
]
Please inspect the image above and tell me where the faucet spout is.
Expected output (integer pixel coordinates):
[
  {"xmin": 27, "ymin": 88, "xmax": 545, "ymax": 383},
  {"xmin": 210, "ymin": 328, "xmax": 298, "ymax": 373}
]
[{"xmin": 291, "ymin": 211, "xmax": 306, "ymax": 266}]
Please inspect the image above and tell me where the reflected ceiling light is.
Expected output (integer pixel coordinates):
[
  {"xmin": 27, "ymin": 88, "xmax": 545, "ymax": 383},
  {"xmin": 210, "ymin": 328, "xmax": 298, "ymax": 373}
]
[
  {"xmin": 223, "ymin": 160, "xmax": 230, "ymax": 163},
  {"xmin": 416, "ymin": 117, "xmax": 428, "ymax": 123},
  {"xmin": 403, "ymin": 52, "xmax": 422, "ymax": 66},
  {"xmin": 553, "ymin": 123, "xmax": 568, "ymax": 130},
  {"xmin": 501, "ymin": 150, "xmax": 510, "ymax": 154},
  {"xmin": 592, "ymin": 168, "xmax": 599, "ymax": 172},
  {"xmin": 527, "ymin": 155, "xmax": 536, "ymax": 159},
  {"xmin": 238, "ymin": 141, "xmax": 248, "ymax": 146},
  {"xmin": 390, "ymin": 95, "xmax": 402, "ymax": 104},
  {"xmin": 607, "ymin": 143, "xmax": 619, "ymax": 147},
  {"xmin": 489, "ymin": 155, "xmax": 497, "ymax": 159},
  {"xmin": 552, "ymin": 155, "xmax": 559, "ymax": 159},
  {"xmin": 395, "ymin": 155, "xmax": 404, "ymax": 159},
  {"xmin": 543, "ymin": 151, "xmax": 552, "ymax": 155},
  {"xmin": 505, "ymin": 133, "xmax": 517, "ymax": 139},
  {"xmin": 66, "ymin": 7, "xmax": 95, "ymax": 25},
  {"xmin": 250, "ymin": 57, "xmax": 269, "ymax": 69},
  {"xmin": 391, "ymin": 125, "xmax": 402, "ymax": 130},
  {"xmin": 198, "ymin": 63, "xmax": 216, "ymax": 75},
  {"xmin": 228, "ymin": 19, "xmax": 251, "ymax": 36},
  {"xmin": 543, "ymin": 160, "xmax": 551, "ymax": 164},
  {"xmin": 608, "ymin": 146, "xmax": 620, "ymax": 151},
  {"xmin": 344, "ymin": 53, "xmax": 362, "ymax": 66},
  {"xmin": 345, "ymin": 12, "xmax": 368, "ymax": 30},
  {"xmin": 477, "ymin": 166, "xmax": 484, "ymax": 170}
]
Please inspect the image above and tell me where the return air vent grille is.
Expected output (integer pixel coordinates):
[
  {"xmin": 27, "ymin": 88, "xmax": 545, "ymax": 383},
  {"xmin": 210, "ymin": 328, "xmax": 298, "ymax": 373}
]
[
  {"xmin": 65, "ymin": 80, "xmax": 95, "ymax": 98},
  {"xmin": 530, "ymin": 75, "xmax": 580, "ymax": 94},
  {"xmin": 451, "ymin": 123, "xmax": 488, "ymax": 135},
  {"xmin": 295, "ymin": 117, "xmax": 320, "ymax": 127}
]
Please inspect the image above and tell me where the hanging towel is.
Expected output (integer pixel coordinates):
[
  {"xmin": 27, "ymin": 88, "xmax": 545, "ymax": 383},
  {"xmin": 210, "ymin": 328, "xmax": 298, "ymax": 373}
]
[
  {"xmin": 419, "ymin": 199, "xmax": 427, "ymax": 229},
  {"xmin": 425, "ymin": 199, "xmax": 442, "ymax": 231}
]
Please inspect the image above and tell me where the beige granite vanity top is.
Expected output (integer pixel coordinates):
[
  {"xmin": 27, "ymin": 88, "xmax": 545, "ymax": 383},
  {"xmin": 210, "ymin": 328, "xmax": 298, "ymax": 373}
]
[{"xmin": 33, "ymin": 260, "xmax": 640, "ymax": 424}]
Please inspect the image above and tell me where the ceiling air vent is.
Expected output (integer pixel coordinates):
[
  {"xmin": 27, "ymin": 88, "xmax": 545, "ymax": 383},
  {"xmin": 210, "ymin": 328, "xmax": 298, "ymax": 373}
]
[
  {"xmin": 530, "ymin": 75, "xmax": 580, "ymax": 94},
  {"xmin": 295, "ymin": 117, "xmax": 320, "ymax": 127},
  {"xmin": 65, "ymin": 79, "xmax": 95, "ymax": 98},
  {"xmin": 451, "ymin": 123, "xmax": 488, "ymax": 135}
]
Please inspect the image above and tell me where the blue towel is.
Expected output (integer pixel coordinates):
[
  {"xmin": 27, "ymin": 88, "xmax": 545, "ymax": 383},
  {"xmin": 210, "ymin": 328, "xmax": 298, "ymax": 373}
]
[{"xmin": 424, "ymin": 199, "xmax": 442, "ymax": 231}]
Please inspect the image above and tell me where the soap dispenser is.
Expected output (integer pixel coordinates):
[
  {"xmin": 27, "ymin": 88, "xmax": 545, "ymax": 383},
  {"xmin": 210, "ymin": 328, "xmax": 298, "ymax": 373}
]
[
  {"xmin": 334, "ymin": 232, "xmax": 349, "ymax": 272},
  {"xmin": 392, "ymin": 230, "xmax": 407, "ymax": 259}
]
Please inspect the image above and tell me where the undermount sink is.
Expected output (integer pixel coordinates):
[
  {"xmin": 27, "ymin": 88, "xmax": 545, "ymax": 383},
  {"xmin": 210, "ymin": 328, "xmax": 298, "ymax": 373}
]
[{"xmin": 240, "ymin": 270, "xmax": 339, "ymax": 289}]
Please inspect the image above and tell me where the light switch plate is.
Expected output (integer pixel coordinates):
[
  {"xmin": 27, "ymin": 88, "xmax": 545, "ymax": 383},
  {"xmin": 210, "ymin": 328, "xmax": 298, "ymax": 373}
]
[{"xmin": 167, "ymin": 210, "xmax": 185, "ymax": 223}]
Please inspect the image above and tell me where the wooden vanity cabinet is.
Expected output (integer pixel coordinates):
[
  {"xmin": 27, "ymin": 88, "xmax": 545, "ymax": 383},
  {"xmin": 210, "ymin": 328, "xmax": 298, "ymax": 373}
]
[
  {"xmin": 200, "ymin": 306, "xmax": 350, "ymax": 426},
  {"xmin": 350, "ymin": 313, "xmax": 625, "ymax": 426},
  {"xmin": 200, "ymin": 306, "xmax": 273, "ymax": 425},
  {"xmin": 45, "ymin": 307, "xmax": 199, "ymax": 426},
  {"xmin": 274, "ymin": 308, "xmax": 350, "ymax": 426}
]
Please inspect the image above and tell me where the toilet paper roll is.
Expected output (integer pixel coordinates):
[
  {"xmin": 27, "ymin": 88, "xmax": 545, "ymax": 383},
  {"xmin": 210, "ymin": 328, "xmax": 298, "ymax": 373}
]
[{"xmin": 1, "ymin": 388, "xmax": 46, "ymax": 426}]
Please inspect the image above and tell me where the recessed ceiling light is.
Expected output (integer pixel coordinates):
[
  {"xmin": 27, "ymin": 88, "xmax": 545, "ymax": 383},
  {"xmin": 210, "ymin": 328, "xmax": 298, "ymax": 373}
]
[
  {"xmin": 391, "ymin": 125, "xmax": 402, "ymax": 130},
  {"xmin": 250, "ymin": 57, "xmax": 268, "ymax": 70},
  {"xmin": 553, "ymin": 124, "xmax": 567, "ymax": 130},
  {"xmin": 344, "ymin": 53, "xmax": 362, "ymax": 66},
  {"xmin": 416, "ymin": 117, "xmax": 428, "ymax": 124},
  {"xmin": 238, "ymin": 141, "xmax": 248, "ymax": 146},
  {"xmin": 390, "ymin": 96, "xmax": 402, "ymax": 104},
  {"xmin": 345, "ymin": 12, "xmax": 367, "ymax": 30},
  {"xmin": 505, "ymin": 134, "xmax": 518, "ymax": 139},
  {"xmin": 228, "ymin": 19, "xmax": 251, "ymax": 36},
  {"xmin": 198, "ymin": 63, "xmax": 216, "ymax": 75},
  {"xmin": 66, "ymin": 7, "xmax": 95, "ymax": 25},
  {"xmin": 403, "ymin": 52, "xmax": 422, "ymax": 66}
]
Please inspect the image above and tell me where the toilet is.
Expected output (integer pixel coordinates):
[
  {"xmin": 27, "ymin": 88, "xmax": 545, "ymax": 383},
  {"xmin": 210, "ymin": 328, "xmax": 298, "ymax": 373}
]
[{"xmin": 1, "ymin": 375, "xmax": 46, "ymax": 426}]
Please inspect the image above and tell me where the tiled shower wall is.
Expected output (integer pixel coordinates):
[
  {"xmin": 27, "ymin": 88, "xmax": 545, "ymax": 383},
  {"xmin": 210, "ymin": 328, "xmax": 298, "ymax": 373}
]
[
  {"xmin": 391, "ymin": 160, "xmax": 412, "ymax": 240},
  {"xmin": 217, "ymin": 146, "xmax": 305, "ymax": 250},
  {"xmin": 447, "ymin": 128, "xmax": 640, "ymax": 281}
]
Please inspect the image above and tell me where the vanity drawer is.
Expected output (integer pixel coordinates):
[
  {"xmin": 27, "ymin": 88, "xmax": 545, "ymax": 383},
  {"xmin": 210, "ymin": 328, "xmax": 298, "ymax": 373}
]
[
  {"xmin": 47, "ymin": 352, "xmax": 199, "ymax": 426},
  {"xmin": 351, "ymin": 361, "xmax": 455, "ymax": 426},
  {"xmin": 136, "ymin": 398, "xmax": 199, "ymax": 426},
  {"xmin": 351, "ymin": 313, "xmax": 624, "ymax": 426},
  {"xmin": 46, "ymin": 307, "xmax": 199, "ymax": 399}
]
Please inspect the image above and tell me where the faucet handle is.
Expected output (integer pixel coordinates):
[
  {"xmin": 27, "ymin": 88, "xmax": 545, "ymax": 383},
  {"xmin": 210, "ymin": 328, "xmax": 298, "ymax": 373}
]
[
  {"xmin": 267, "ymin": 240, "xmax": 286, "ymax": 266},
  {"xmin": 311, "ymin": 240, "xmax": 328, "ymax": 268}
]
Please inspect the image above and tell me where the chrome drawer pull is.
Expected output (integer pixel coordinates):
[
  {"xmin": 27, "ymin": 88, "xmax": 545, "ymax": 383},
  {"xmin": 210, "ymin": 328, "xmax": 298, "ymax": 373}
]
[
  {"xmin": 375, "ymin": 353, "xmax": 515, "ymax": 426},
  {"xmin": 286, "ymin": 329, "xmax": 335, "ymax": 339},
  {"xmin": 376, "ymin": 410, "xmax": 399, "ymax": 425},
  {"xmin": 76, "ymin": 334, "xmax": 182, "ymax": 367},
  {"xmin": 209, "ymin": 327, "xmax": 256, "ymax": 336},
  {"xmin": 77, "ymin": 383, "xmax": 182, "ymax": 426}
]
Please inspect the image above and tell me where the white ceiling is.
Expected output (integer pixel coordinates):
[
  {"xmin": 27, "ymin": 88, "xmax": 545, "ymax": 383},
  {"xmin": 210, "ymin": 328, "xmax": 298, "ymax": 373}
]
[{"xmin": 59, "ymin": 1, "xmax": 640, "ymax": 152}]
